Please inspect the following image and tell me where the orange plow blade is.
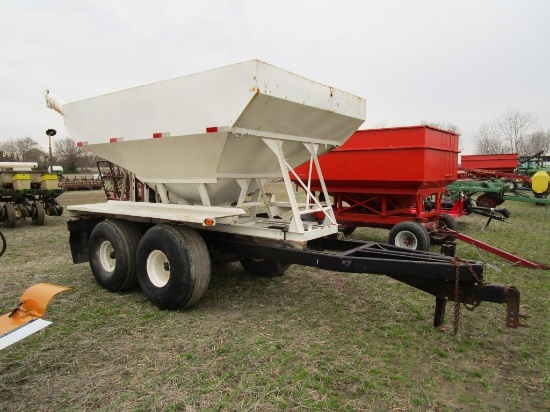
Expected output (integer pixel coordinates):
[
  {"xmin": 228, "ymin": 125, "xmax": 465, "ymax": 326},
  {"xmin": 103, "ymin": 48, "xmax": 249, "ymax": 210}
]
[{"xmin": 0, "ymin": 283, "xmax": 69, "ymax": 350}]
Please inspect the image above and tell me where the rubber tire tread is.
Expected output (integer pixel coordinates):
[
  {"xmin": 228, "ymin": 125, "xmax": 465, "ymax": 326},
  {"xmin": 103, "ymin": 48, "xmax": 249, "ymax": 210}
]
[
  {"xmin": 32, "ymin": 202, "xmax": 45, "ymax": 226},
  {"xmin": 388, "ymin": 221, "xmax": 430, "ymax": 251},
  {"xmin": 88, "ymin": 219, "xmax": 142, "ymax": 292},
  {"xmin": 2, "ymin": 204, "xmax": 16, "ymax": 228},
  {"xmin": 136, "ymin": 224, "xmax": 211, "ymax": 310},
  {"xmin": 429, "ymin": 213, "xmax": 458, "ymax": 245}
]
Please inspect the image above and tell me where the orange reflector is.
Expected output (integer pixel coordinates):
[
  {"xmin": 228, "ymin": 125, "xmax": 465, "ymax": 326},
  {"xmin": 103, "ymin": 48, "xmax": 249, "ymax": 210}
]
[{"xmin": 203, "ymin": 218, "xmax": 215, "ymax": 226}]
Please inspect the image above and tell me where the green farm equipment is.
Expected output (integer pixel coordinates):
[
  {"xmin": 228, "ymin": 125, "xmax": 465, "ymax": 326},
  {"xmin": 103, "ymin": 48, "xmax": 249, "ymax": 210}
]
[
  {"xmin": 459, "ymin": 151, "xmax": 550, "ymax": 204},
  {"xmin": 0, "ymin": 163, "xmax": 64, "ymax": 228},
  {"xmin": 446, "ymin": 178, "xmax": 550, "ymax": 209}
]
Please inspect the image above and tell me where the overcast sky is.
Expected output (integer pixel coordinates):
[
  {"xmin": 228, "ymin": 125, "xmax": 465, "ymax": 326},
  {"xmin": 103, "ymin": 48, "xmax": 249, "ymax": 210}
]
[{"xmin": 1, "ymin": 0, "xmax": 549, "ymax": 154}]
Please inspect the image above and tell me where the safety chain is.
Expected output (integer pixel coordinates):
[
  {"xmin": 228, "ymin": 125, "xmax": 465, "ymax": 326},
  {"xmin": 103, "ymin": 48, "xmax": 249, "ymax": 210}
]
[{"xmin": 452, "ymin": 257, "xmax": 484, "ymax": 334}]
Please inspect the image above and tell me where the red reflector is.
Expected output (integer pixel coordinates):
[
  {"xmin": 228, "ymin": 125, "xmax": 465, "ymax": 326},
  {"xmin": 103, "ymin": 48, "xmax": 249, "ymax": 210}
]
[
  {"xmin": 206, "ymin": 127, "xmax": 218, "ymax": 133},
  {"xmin": 153, "ymin": 133, "xmax": 162, "ymax": 138},
  {"xmin": 110, "ymin": 138, "xmax": 117, "ymax": 143},
  {"xmin": 77, "ymin": 142, "xmax": 83, "ymax": 147}
]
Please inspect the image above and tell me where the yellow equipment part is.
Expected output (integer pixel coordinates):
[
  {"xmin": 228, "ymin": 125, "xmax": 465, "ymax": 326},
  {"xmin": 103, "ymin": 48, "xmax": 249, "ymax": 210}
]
[
  {"xmin": 0, "ymin": 283, "xmax": 69, "ymax": 350},
  {"xmin": 531, "ymin": 171, "xmax": 550, "ymax": 194}
]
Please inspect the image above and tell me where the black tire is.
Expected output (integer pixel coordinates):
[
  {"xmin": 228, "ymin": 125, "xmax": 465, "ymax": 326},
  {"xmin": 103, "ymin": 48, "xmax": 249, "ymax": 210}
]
[
  {"xmin": 534, "ymin": 193, "xmax": 547, "ymax": 206},
  {"xmin": 341, "ymin": 226, "xmax": 356, "ymax": 236},
  {"xmin": 88, "ymin": 219, "xmax": 142, "ymax": 292},
  {"xmin": 46, "ymin": 203, "xmax": 59, "ymax": 216},
  {"xmin": 136, "ymin": 224, "xmax": 211, "ymax": 310},
  {"xmin": 429, "ymin": 213, "xmax": 458, "ymax": 245},
  {"xmin": 2, "ymin": 204, "xmax": 16, "ymax": 228},
  {"xmin": 240, "ymin": 257, "xmax": 291, "ymax": 277},
  {"xmin": 388, "ymin": 221, "xmax": 430, "ymax": 251},
  {"xmin": 31, "ymin": 202, "xmax": 45, "ymax": 226},
  {"xmin": 504, "ymin": 179, "xmax": 518, "ymax": 192},
  {"xmin": 0, "ymin": 230, "xmax": 6, "ymax": 258},
  {"xmin": 19, "ymin": 205, "xmax": 30, "ymax": 218}
]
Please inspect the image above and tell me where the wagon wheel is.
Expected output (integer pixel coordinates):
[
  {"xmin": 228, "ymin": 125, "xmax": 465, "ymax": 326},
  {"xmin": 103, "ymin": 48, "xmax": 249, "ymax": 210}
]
[
  {"xmin": 89, "ymin": 219, "xmax": 142, "ymax": 291},
  {"xmin": 2, "ymin": 204, "xmax": 16, "ymax": 228},
  {"xmin": 45, "ymin": 203, "xmax": 60, "ymax": 216},
  {"xmin": 31, "ymin": 202, "xmax": 46, "ymax": 226},
  {"xmin": 18, "ymin": 204, "xmax": 30, "ymax": 218},
  {"xmin": 341, "ymin": 226, "xmax": 356, "ymax": 236},
  {"xmin": 388, "ymin": 221, "xmax": 430, "ymax": 251},
  {"xmin": 504, "ymin": 179, "xmax": 519, "ymax": 192},
  {"xmin": 136, "ymin": 224, "xmax": 211, "ymax": 309},
  {"xmin": 429, "ymin": 213, "xmax": 458, "ymax": 245}
]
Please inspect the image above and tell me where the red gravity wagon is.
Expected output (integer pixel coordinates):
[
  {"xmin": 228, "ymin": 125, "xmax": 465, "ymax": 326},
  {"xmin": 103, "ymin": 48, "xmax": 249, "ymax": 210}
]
[{"xmin": 293, "ymin": 126, "xmax": 459, "ymax": 251}]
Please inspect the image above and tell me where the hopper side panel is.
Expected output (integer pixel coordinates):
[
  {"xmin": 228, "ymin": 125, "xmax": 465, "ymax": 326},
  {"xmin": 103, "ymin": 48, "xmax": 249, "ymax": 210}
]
[
  {"xmin": 234, "ymin": 95, "xmax": 364, "ymax": 145},
  {"xmin": 255, "ymin": 62, "xmax": 366, "ymax": 121},
  {"xmin": 64, "ymin": 61, "xmax": 260, "ymax": 144}
]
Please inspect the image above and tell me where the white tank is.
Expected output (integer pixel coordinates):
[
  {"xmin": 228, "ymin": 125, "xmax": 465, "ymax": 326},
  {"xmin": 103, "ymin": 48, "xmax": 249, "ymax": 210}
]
[{"xmin": 54, "ymin": 60, "xmax": 366, "ymax": 205}]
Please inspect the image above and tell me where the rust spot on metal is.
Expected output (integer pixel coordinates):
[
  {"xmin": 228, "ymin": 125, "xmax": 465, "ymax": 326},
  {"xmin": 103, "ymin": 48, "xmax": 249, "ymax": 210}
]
[{"xmin": 250, "ymin": 86, "xmax": 260, "ymax": 94}]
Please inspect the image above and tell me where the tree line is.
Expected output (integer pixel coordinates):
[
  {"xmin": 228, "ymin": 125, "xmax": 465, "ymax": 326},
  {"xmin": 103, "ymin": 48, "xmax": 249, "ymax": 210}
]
[
  {"xmin": 1, "ymin": 109, "xmax": 548, "ymax": 172},
  {"xmin": 472, "ymin": 109, "xmax": 549, "ymax": 156},
  {"xmin": 0, "ymin": 136, "xmax": 98, "ymax": 172}
]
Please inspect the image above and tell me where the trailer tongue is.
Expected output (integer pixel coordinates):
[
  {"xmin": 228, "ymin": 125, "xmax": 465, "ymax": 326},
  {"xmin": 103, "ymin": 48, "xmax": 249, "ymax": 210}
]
[{"xmin": 48, "ymin": 60, "xmax": 519, "ymax": 332}]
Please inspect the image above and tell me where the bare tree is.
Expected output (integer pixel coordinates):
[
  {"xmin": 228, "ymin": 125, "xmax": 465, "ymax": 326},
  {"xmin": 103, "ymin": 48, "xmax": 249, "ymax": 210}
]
[
  {"xmin": 473, "ymin": 109, "xmax": 538, "ymax": 155},
  {"xmin": 421, "ymin": 120, "xmax": 461, "ymax": 135},
  {"xmin": 525, "ymin": 130, "xmax": 550, "ymax": 155},
  {"xmin": 0, "ymin": 137, "xmax": 39, "ymax": 161},
  {"xmin": 53, "ymin": 137, "xmax": 87, "ymax": 172},
  {"xmin": 0, "ymin": 140, "xmax": 17, "ymax": 159},
  {"xmin": 494, "ymin": 109, "xmax": 536, "ymax": 155},
  {"xmin": 24, "ymin": 147, "xmax": 48, "ymax": 164},
  {"xmin": 473, "ymin": 123, "xmax": 505, "ymax": 154}
]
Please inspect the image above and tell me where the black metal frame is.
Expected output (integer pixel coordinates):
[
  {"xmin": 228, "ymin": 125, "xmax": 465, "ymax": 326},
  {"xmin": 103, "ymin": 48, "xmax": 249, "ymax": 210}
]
[{"xmin": 68, "ymin": 218, "xmax": 520, "ymax": 330}]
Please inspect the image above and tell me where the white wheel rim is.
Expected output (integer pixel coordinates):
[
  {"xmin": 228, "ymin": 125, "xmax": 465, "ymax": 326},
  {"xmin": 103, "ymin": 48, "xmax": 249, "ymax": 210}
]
[
  {"xmin": 395, "ymin": 231, "xmax": 418, "ymax": 249},
  {"xmin": 147, "ymin": 250, "xmax": 170, "ymax": 287},
  {"xmin": 99, "ymin": 240, "xmax": 116, "ymax": 271}
]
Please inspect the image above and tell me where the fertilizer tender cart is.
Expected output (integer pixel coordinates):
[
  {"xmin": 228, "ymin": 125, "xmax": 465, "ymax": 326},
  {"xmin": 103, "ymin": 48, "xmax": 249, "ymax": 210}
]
[
  {"xmin": 46, "ymin": 61, "xmax": 519, "ymax": 331},
  {"xmin": 293, "ymin": 126, "xmax": 460, "ymax": 251}
]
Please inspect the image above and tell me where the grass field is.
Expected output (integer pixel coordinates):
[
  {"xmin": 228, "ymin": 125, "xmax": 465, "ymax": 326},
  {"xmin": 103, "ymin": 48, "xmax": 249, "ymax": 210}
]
[{"xmin": 1, "ymin": 190, "xmax": 549, "ymax": 411}]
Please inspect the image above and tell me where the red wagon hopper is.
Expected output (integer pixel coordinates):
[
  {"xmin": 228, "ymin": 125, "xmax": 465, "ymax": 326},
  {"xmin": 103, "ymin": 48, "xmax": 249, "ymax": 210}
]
[
  {"xmin": 293, "ymin": 126, "xmax": 460, "ymax": 250},
  {"xmin": 460, "ymin": 153, "xmax": 519, "ymax": 172}
]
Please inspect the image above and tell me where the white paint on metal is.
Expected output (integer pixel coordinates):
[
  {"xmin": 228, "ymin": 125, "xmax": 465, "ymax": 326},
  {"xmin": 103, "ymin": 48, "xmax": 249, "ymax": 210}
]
[
  {"xmin": 67, "ymin": 201, "xmax": 247, "ymax": 224},
  {"xmin": 99, "ymin": 240, "xmax": 116, "ymax": 272},
  {"xmin": 0, "ymin": 162, "xmax": 38, "ymax": 170},
  {"xmin": 44, "ymin": 89, "xmax": 65, "ymax": 115},
  {"xmin": 53, "ymin": 60, "xmax": 364, "ymax": 243},
  {"xmin": 55, "ymin": 60, "xmax": 365, "ymax": 206},
  {"xmin": 196, "ymin": 183, "xmax": 212, "ymax": 207},
  {"xmin": 146, "ymin": 250, "xmax": 170, "ymax": 287}
]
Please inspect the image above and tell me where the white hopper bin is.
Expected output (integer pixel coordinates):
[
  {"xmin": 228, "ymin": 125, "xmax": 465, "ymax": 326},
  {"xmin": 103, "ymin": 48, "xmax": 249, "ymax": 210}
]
[{"xmin": 50, "ymin": 60, "xmax": 366, "ymax": 243}]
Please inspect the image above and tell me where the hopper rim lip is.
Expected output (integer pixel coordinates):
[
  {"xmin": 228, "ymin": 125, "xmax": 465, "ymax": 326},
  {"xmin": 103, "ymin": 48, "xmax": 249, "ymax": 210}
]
[{"xmin": 62, "ymin": 59, "xmax": 365, "ymax": 106}]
